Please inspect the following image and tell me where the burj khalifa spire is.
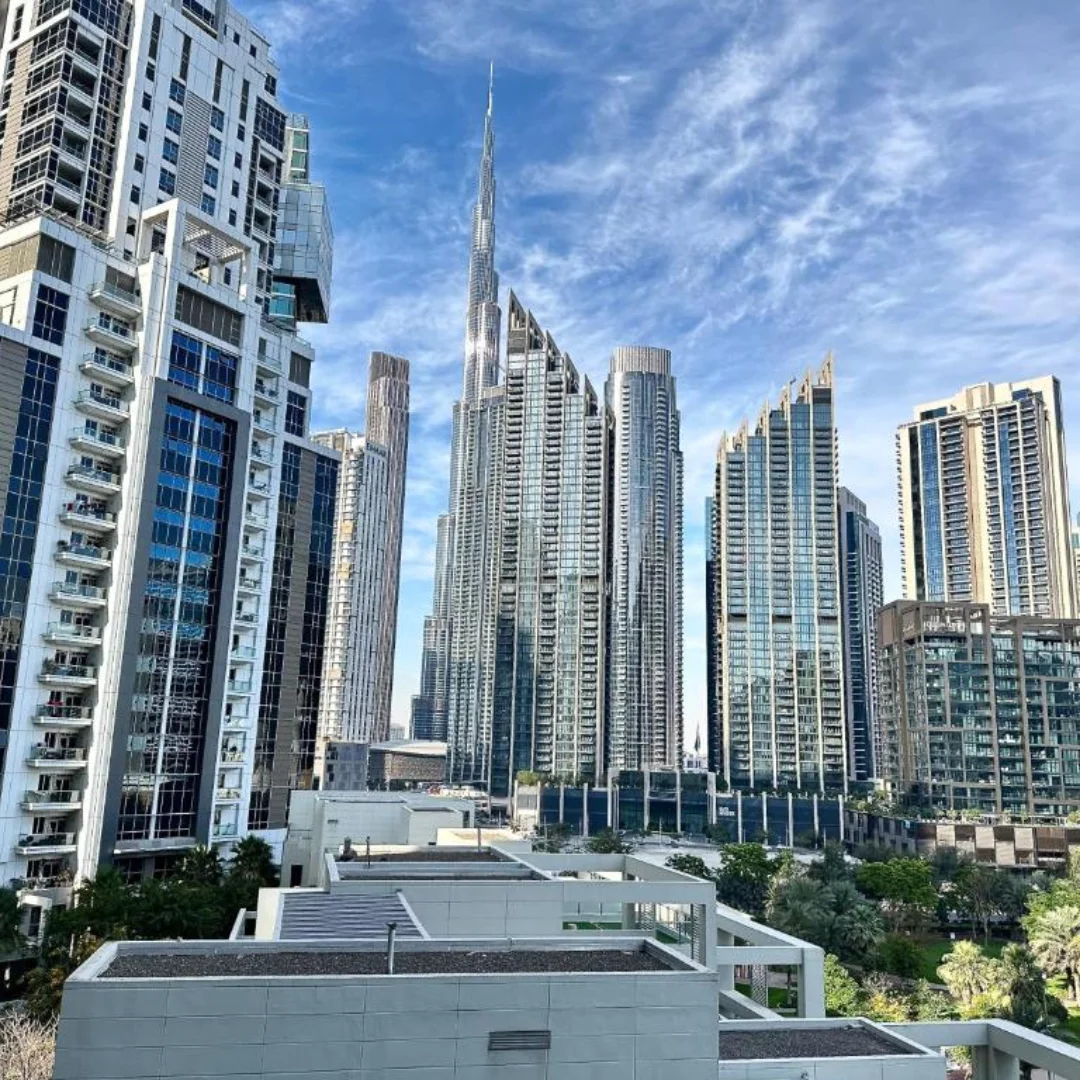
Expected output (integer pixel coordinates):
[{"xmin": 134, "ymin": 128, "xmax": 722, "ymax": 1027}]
[{"xmin": 411, "ymin": 71, "xmax": 504, "ymax": 772}]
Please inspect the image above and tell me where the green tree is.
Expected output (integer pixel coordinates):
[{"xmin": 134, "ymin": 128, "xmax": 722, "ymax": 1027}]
[
  {"xmin": 533, "ymin": 822, "xmax": 571, "ymax": 853},
  {"xmin": 856, "ymin": 858, "xmax": 937, "ymax": 933},
  {"xmin": 177, "ymin": 845, "xmax": 224, "ymax": 888},
  {"xmin": 997, "ymin": 944, "xmax": 1064, "ymax": 1032},
  {"xmin": 912, "ymin": 979, "xmax": 958, "ymax": 1022},
  {"xmin": 585, "ymin": 829, "xmax": 633, "ymax": 854},
  {"xmin": 938, "ymin": 940, "xmax": 998, "ymax": 1008},
  {"xmin": 0, "ymin": 888, "xmax": 25, "ymax": 954},
  {"xmin": 666, "ymin": 854, "xmax": 712, "ymax": 880},
  {"xmin": 766, "ymin": 877, "xmax": 832, "ymax": 942},
  {"xmin": 875, "ymin": 933, "xmax": 924, "ymax": 979},
  {"xmin": 1026, "ymin": 905, "xmax": 1080, "ymax": 1001},
  {"xmin": 808, "ymin": 842, "xmax": 852, "ymax": 885},
  {"xmin": 715, "ymin": 844, "xmax": 778, "ymax": 919},
  {"xmin": 823, "ymin": 954, "xmax": 863, "ymax": 1016},
  {"xmin": 928, "ymin": 847, "xmax": 972, "ymax": 888}
]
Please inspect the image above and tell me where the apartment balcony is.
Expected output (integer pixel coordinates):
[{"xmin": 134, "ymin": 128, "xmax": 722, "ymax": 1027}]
[
  {"xmin": 26, "ymin": 746, "xmax": 87, "ymax": 770},
  {"xmin": 74, "ymin": 388, "xmax": 129, "ymax": 422},
  {"xmin": 240, "ymin": 543, "xmax": 265, "ymax": 563},
  {"xmin": 15, "ymin": 833, "xmax": 76, "ymax": 857},
  {"xmin": 49, "ymin": 581, "xmax": 106, "ymax": 609},
  {"xmin": 253, "ymin": 380, "xmax": 279, "ymax": 404},
  {"xmin": 66, "ymin": 460, "xmax": 121, "ymax": 496},
  {"xmin": 89, "ymin": 281, "xmax": 141, "ymax": 320},
  {"xmin": 220, "ymin": 750, "xmax": 246, "ymax": 766},
  {"xmin": 244, "ymin": 512, "xmax": 268, "ymax": 531},
  {"xmin": 231, "ymin": 646, "xmax": 258, "ymax": 661},
  {"xmin": 236, "ymin": 576, "xmax": 262, "ymax": 595},
  {"xmin": 215, "ymin": 788, "xmax": 242, "ymax": 803},
  {"xmin": 84, "ymin": 320, "xmax": 137, "ymax": 354},
  {"xmin": 43, "ymin": 621, "xmax": 101, "ymax": 646},
  {"xmin": 55, "ymin": 539, "xmax": 111, "ymax": 571},
  {"xmin": 39, "ymin": 661, "xmax": 97, "ymax": 689},
  {"xmin": 247, "ymin": 477, "xmax": 271, "ymax": 499},
  {"xmin": 80, "ymin": 350, "xmax": 135, "ymax": 389},
  {"xmin": 252, "ymin": 413, "xmax": 276, "ymax": 435},
  {"xmin": 59, "ymin": 503, "xmax": 116, "ymax": 533},
  {"xmin": 234, "ymin": 610, "xmax": 258, "ymax": 626},
  {"xmin": 22, "ymin": 789, "xmax": 82, "ymax": 813},
  {"xmin": 255, "ymin": 350, "xmax": 282, "ymax": 375},
  {"xmin": 226, "ymin": 680, "xmax": 253, "ymax": 696},
  {"xmin": 63, "ymin": 107, "xmax": 91, "ymax": 136},
  {"xmin": 34, "ymin": 704, "xmax": 93, "ymax": 729},
  {"xmin": 70, "ymin": 425, "xmax": 125, "ymax": 458},
  {"xmin": 249, "ymin": 448, "xmax": 272, "ymax": 472},
  {"xmin": 222, "ymin": 714, "xmax": 250, "ymax": 731},
  {"xmin": 212, "ymin": 822, "xmax": 239, "ymax": 840}
]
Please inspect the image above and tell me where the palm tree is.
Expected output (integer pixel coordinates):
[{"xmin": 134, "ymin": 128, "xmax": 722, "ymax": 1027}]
[
  {"xmin": 938, "ymin": 940, "xmax": 995, "ymax": 1006},
  {"xmin": 1027, "ymin": 905, "xmax": 1080, "ymax": 1001},
  {"xmin": 766, "ymin": 877, "xmax": 831, "ymax": 942},
  {"xmin": 832, "ymin": 897, "xmax": 885, "ymax": 964}
]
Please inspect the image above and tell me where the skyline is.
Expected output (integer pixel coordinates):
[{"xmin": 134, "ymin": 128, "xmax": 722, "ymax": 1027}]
[{"xmin": 240, "ymin": 0, "xmax": 1080, "ymax": 744}]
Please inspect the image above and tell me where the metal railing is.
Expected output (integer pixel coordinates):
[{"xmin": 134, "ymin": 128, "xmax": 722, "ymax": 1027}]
[
  {"xmin": 51, "ymin": 581, "xmax": 105, "ymax": 601},
  {"xmin": 57, "ymin": 541, "xmax": 110, "ymax": 562},
  {"xmin": 71, "ymin": 425, "xmax": 125, "ymax": 450},
  {"xmin": 41, "ymin": 661, "xmax": 96, "ymax": 679},
  {"xmin": 75, "ymin": 389, "xmax": 128, "ymax": 415},
  {"xmin": 82, "ymin": 350, "xmax": 133, "ymax": 377},
  {"xmin": 27, "ymin": 746, "xmax": 86, "ymax": 762}
]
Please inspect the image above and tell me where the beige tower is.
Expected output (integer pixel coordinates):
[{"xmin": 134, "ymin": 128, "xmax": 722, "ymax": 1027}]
[{"xmin": 896, "ymin": 377, "xmax": 1076, "ymax": 618}]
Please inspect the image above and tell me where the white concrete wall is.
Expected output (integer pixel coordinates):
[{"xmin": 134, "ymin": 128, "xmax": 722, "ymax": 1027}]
[{"xmin": 55, "ymin": 943, "xmax": 719, "ymax": 1080}]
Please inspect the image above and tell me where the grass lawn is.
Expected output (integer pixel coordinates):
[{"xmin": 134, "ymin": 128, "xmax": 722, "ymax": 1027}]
[{"xmin": 920, "ymin": 936, "xmax": 1006, "ymax": 982}]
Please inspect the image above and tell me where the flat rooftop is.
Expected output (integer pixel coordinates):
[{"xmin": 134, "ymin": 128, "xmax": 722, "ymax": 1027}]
[
  {"xmin": 718, "ymin": 1026, "xmax": 918, "ymax": 1060},
  {"xmin": 102, "ymin": 947, "xmax": 673, "ymax": 979}
]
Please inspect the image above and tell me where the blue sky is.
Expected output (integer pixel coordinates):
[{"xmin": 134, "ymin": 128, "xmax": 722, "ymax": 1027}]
[{"xmin": 240, "ymin": 0, "xmax": 1080, "ymax": 743}]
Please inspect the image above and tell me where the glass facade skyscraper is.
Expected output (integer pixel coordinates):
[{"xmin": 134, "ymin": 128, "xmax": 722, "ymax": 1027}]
[
  {"xmin": 877, "ymin": 601, "xmax": 1080, "ymax": 815},
  {"xmin": 897, "ymin": 377, "xmax": 1076, "ymax": 618},
  {"xmin": 837, "ymin": 487, "xmax": 883, "ymax": 782},
  {"xmin": 711, "ymin": 360, "xmax": 845, "ymax": 792},
  {"xmin": 606, "ymin": 346, "xmax": 683, "ymax": 772}
]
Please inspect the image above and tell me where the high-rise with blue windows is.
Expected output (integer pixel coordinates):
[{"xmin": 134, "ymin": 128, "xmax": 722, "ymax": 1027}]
[
  {"xmin": 711, "ymin": 360, "xmax": 846, "ymax": 792},
  {"xmin": 897, "ymin": 378, "xmax": 1076, "ymax": 619},
  {"xmin": 0, "ymin": 0, "xmax": 337, "ymax": 920}
]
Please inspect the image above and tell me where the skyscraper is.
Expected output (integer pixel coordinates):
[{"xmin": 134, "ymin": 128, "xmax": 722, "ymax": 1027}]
[
  {"xmin": 606, "ymin": 346, "xmax": 683, "ymax": 772},
  {"xmin": 837, "ymin": 487, "xmax": 883, "ymax": 782},
  {"xmin": 711, "ymin": 361, "xmax": 846, "ymax": 792},
  {"xmin": 897, "ymin": 377, "xmax": 1076, "ymax": 618},
  {"xmin": 0, "ymin": 0, "xmax": 335, "ymax": 898},
  {"xmin": 315, "ymin": 353, "xmax": 410, "ymax": 751},
  {"xmin": 414, "ymin": 72, "xmax": 503, "ymax": 764},
  {"xmin": 705, "ymin": 496, "xmax": 720, "ymax": 774},
  {"xmin": 486, "ymin": 294, "xmax": 611, "ymax": 796}
]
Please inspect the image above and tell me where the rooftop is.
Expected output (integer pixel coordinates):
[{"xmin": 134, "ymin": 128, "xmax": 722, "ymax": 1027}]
[
  {"xmin": 277, "ymin": 892, "xmax": 423, "ymax": 941},
  {"xmin": 100, "ymin": 944, "xmax": 677, "ymax": 979},
  {"xmin": 718, "ymin": 1025, "xmax": 919, "ymax": 1060}
]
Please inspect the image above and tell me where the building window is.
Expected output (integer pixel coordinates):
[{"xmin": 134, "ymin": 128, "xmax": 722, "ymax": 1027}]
[
  {"xmin": 285, "ymin": 391, "xmax": 306, "ymax": 437},
  {"xmin": 130, "ymin": 185, "xmax": 141, "ymax": 202},
  {"xmin": 126, "ymin": 218, "xmax": 137, "ymax": 237},
  {"xmin": 145, "ymin": 62, "xmax": 155, "ymax": 81},
  {"xmin": 148, "ymin": 13, "xmax": 161, "ymax": 59},
  {"xmin": 134, "ymin": 154, "xmax": 144, "ymax": 173},
  {"xmin": 179, "ymin": 35, "xmax": 192, "ymax": 81},
  {"xmin": 228, "ymin": 209, "xmax": 237, "ymax": 226},
  {"xmin": 237, "ymin": 124, "xmax": 245, "ymax": 142},
  {"xmin": 213, "ymin": 59, "xmax": 224, "ymax": 104},
  {"xmin": 166, "ymin": 109, "xmax": 182, "ymax": 135},
  {"xmin": 31, "ymin": 284, "xmax": 68, "ymax": 345},
  {"xmin": 230, "ymin": 180, "xmax": 240, "ymax": 198},
  {"xmin": 168, "ymin": 330, "xmax": 238, "ymax": 403},
  {"xmin": 169, "ymin": 78, "xmax": 186, "ymax": 105},
  {"xmin": 210, "ymin": 106, "xmax": 224, "ymax": 132},
  {"xmin": 204, "ymin": 164, "xmax": 219, "ymax": 189},
  {"xmin": 200, "ymin": 194, "xmax": 216, "ymax": 215},
  {"xmin": 207, "ymin": 135, "xmax": 222, "ymax": 160},
  {"xmin": 158, "ymin": 168, "xmax": 176, "ymax": 196},
  {"xmin": 162, "ymin": 139, "xmax": 179, "ymax": 165},
  {"xmin": 265, "ymin": 73, "xmax": 277, "ymax": 96},
  {"xmin": 11, "ymin": 6, "xmax": 23, "ymax": 40},
  {"xmin": 142, "ymin": 92, "xmax": 152, "ymax": 110},
  {"xmin": 234, "ymin": 153, "xmax": 242, "ymax": 170},
  {"xmin": 138, "ymin": 123, "xmax": 148, "ymax": 141}
]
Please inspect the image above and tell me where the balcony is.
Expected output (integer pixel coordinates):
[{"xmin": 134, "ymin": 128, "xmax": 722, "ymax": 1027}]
[
  {"xmin": 34, "ymin": 705, "xmax": 93, "ymax": 729},
  {"xmin": 220, "ymin": 750, "xmax": 246, "ymax": 765},
  {"xmin": 22, "ymin": 789, "xmax": 82, "ymax": 813},
  {"xmin": 256, "ymin": 350, "xmax": 282, "ymax": 375},
  {"xmin": 74, "ymin": 388, "xmax": 129, "ymax": 422},
  {"xmin": 223, "ymin": 713, "xmax": 250, "ymax": 731},
  {"xmin": 252, "ymin": 413, "xmax": 275, "ymax": 435},
  {"xmin": 226, "ymin": 680, "xmax": 253, "ymax": 695},
  {"xmin": 236, "ymin": 577, "xmax": 262, "ymax": 595},
  {"xmin": 43, "ymin": 622, "xmax": 101, "ymax": 646},
  {"xmin": 85, "ymin": 320, "xmax": 137, "ymax": 354},
  {"xmin": 89, "ymin": 281, "xmax": 141, "ymax": 320},
  {"xmin": 231, "ymin": 646, "xmax": 258, "ymax": 661},
  {"xmin": 55, "ymin": 540, "xmax": 111, "ymax": 571},
  {"xmin": 244, "ymin": 512, "xmax": 268, "ymax": 531},
  {"xmin": 216, "ymin": 788, "xmax": 242, "ymax": 803},
  {"xmin": 211, "ymin": 822, "xmax": 239, "ymax": 840},
  {"xmin": 247, "ymin": 477, "xmax": 271, "ymax": 499},
  {"xmin": 66, "ymin": 460, "xmax": 121, "ymax": 496},
  {"xmin": 234, "ymin": 610, "xmax": 258, "ymax": 626},
  {"xmin": 26, "ymin": 746, "xmax": 87, "ymax": 769},
  {"xmin": 249, "ymin": 446, "xmax": 273, "ymax": 471},
  {"xmin": 253, "ymin": 381, "xmax": 278, "ymax": 403},
  {"xmin": 39, "ymin": 661, "xmax": 97, "ymax": 688},
  {"xmin": 59, "ymin": 503, "xmax": 116, "ymax": 533},
  {"xmin": 15, "ymin": 833, "xmax": 76, "ymax": 857},
  {"xmin": 80, "ymin": 350, "xmax": 135, "ymax": 388},
  {"xmin": 70, "ymin": 425, "xmax": 125, "ymax": 458},
  {"xmin": 49, "ymin": 581, "xmax": 107, "ymax": 608},
  {"xmin": 240, "ymin": 543, "xmax": 264, "ymax": 562}
]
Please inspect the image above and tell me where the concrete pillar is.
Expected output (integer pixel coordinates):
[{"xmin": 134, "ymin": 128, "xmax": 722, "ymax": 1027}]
[
  {"xmin": 736, "ymin": 790, "xmax": 743, "ymax": 841},
  {"xmin": 559, "ymin": 784, "xmax": 565, "ymax": 825},
  {"xmin": 716, "ymin": 929, "xmax": 735, "ymax": 991},
  {"xmin": 676, "ymin": 770, "xmax": 682, "ymax": 835},
  {"xmin": 813, "ymin": 792, "xmax": 820, "ymax": 844},
  {"xmin": 607, "ymin": 783, "xmax": 615, "ymax": 830},
  {"xmin": 622, "ymin": 903, "xmax": 636, "ymax": 931},
  {"xmin": 797, "ymin": 947, "xmax": 826, "ymax": 1018},
  {"xmin": 974, "ymin": 1047, "xmax": 1021, "ymax": 1080},
  {"xmin": 762, "ymin": 792, "xmax": 768, "ymax": 842},
  {"xmin": 838, "ymin": 794, "xmax": 845, "ymax": 841},
  {"xmin": 643, "ymin": 771, "xmax": 650, "ymax": 832},
  {"xmin": 787, "ymin": 792, "xmax": 794, "ymax": 848},
  {"xmin": 582, "ymin": 783, "xmax": 590, "ymax": 838}
]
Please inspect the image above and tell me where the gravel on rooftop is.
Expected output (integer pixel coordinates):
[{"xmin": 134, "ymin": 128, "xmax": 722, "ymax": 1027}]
[
  {"xmin": 718, "ymin": 1026, "xmax": 917, "ymax": 1060},
  {"xmin": 103, "ymin": 948, "xmax": 672, "ymax": 979}
]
